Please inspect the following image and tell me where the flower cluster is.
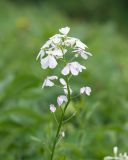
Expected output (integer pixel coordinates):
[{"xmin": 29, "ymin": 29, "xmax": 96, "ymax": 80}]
[
  {"xmin": 37, "ymin": 26, "xmax": 92, "ymax": 112},
  {"xmin": 104, "ymin": 146, "xmax": 128, "ymax": 160}
]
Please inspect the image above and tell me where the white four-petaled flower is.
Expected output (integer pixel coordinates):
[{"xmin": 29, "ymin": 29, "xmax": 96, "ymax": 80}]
[
  {"xmin": 61, "ymin": 62, "xmax": 86, "ymax": 76},
  {"xmin": 57, "ymin": 95, "xmax": 68, "ymax": 106},
  {"xmin": 59, "ymin": 27, "xmax": 70, "ymax": 35},
  {"xmin": 80, "ymin": 86, "xmax": 91, "ymax": 96},
  {"xmin": 42, "ymin": 76, "xmax": 58, "ymax": 88},
  {"xmin": 50, "ymin": 34, "xmax": 62, "ymax": 44},
  {"xmin": 41, "ymin": 55, "xmax": 58, "ymax": 69}
]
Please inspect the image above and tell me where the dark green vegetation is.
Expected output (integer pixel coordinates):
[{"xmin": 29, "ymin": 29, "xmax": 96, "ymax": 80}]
[{"xmin": 0, "ymin": 1, "xmax": 128, "ymax": 160}]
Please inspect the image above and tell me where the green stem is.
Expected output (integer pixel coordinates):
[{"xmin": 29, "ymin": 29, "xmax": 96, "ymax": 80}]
[{"xmin": 50, "ymin": 77, "xmax": 70, "ymax": 160}]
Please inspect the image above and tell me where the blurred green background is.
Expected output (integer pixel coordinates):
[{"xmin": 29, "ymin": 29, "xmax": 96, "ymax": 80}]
[{"xmin": 0, "ymin": 0, "xmax": 128, "ymax": 159}]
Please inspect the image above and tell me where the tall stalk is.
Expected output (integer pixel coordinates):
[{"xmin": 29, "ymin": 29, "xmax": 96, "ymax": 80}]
[
  {"xmin": 36, "ymin": 26, "xmax": 92, "ymax": 160},
  {"xmin": 50, "ymin": 77, "xmax": 71, "ymax": 160}
]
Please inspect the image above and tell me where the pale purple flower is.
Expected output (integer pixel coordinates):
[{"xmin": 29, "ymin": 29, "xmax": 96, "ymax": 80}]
[
  {"xmin": 59, "ymin": 27, "xmax": 70, "ymax": 35},
  {"xmin": 57, "ymin": 95, "xmax": 68, "ymax": 106},
  {"xmin": 61, "ymin": 62, "xmax": 86, "ymax": 76},
  {"xmin": 42, "ymin": 76, "xmax": 58, "ymax": 88},
  {"xmin": 41, "ymin": 55, "xmax": 58, "ymax": 69},
  {"xmin": 50, "ymin": 104, "xmax": 56, "ymax": 113},
  {"xmin": 80, "ymin": 86, "xmax": 91, "ymax": 96}
]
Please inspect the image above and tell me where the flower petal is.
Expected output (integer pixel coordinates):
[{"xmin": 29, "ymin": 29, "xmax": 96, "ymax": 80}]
[
  {"xmin": 42, "ymin": 79, "xmax": 54, "ymax": 88},
  {"xmin": 57, "ymin": 95, "xmax": 68, "ymax": 106},
  {"xmin": 61, "ymin": 95, "xmax": 68, "ymax": 102},
  {"xmin": 80, "ymin": 86, "xmax": 91, "ymax": 96},
  {"xmin": 61, "ymin": 65, "xmax": 70, "ymax": 75},
  {"xmin": 70, "ymin": 65, "xmax": 79, "ymax": 75},
  {"xmin": 36, "ymin": 50, "xmax": 45, "ymax": 60},
  {"xmin": 41, "ymin": 56, "xmax": 49, "ymax": 69},
  {"xmin": 59, "ymin": 78, "xmax": 66, "ymax": 86},
  {"xmin": 52, "ymin": 49, "xmax": 63, "ymax": 57},
  {"xmin": 59, "ymin": 27, "xmax": 70, "ymax": 35},
  {"xmin": 57, "ymin": 96, "xmax": 64, "ymax": 106},
  {"xmin": 49, "ymin": 55, "xmax": 58, "ymax": 69},
  {"xmin": 80, "ymin": 64, "xmax": 86, "ymax": 71},
  {"xmin": 61, "ymin": 131, "xmax": 65, "ymax": 138},
  {"xmin": 76, "ymin": 39, "xmax": 88, "ymax": 49},
  {"xmin": 49, "ymin": 76, "xmax": 58, "ymax": 80},
  {"xmin": 80, "ymin": 87, "xmax": 85, "ymax": 94},
  {"xmin": 81, "ymin": 52, "xmax": 88, "ymax": 60},
  {"xmin": 42, "ymin": 76, "xmax": 58, "ymax": 88},
  {"xmin": 50, "ymin": 104, "xmax": 56, "ymax": 113},
  {"xmin": 84, "ymin": 51, "xmax": 92, "ymax": 56}
]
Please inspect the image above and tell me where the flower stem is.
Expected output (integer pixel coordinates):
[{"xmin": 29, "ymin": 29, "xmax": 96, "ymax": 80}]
[{"xmin": 50, "ymin": 77, "xmax": 70, "ymax": 160}]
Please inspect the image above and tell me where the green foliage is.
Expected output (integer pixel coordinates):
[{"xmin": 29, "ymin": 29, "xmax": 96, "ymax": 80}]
[
  {"xmin": 7, "ymin": 0, "xmax": 128, "ymax": 30},
  {"xmin": 0, "ymin": 1, "xmax": 128, "ymax": 160}
]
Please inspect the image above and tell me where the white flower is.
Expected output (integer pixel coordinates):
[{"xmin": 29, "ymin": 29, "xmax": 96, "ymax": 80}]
[
  {"xmin": 41, "ymin": 55, "xmax": 58, "ymax": 69},
  {"xmin": 51, "ymin": 36, "xmax": 61, "ymax": 44},
  {"xmin": 75, "ymin": 39, "xmax": 88, "ymax": 49},
  {"xmin": 59, "ymin": 78, "xmax": 72, "ymax": 94},
  {"xmin": 57, "ymin": 95, "xmax": 68, "ymax": 106},
  {"xmin": 64, "ymin": 37, "xmax": 76, "ymax": 47},
  {"xmin": 64, "ymin": 37, "xmax": 88, "ymax": 50},
  {"xmin": 61, "ymin": 131, "xmax": 65, "ymax": 138},
  {"xmin": 42, "ymin": 76, "xmax": 58, "ymax": 88},
  {"xmin": 50, "ymin": 34, "xmax": 63, "ymax": 44},
  {"xmin": 80, "ymin": 86, "xmax": 91, "ymax": 96},
  {"xmin": 36, "ymin": 49, "xmax": 45, "ymax": 60},
  {"xmin": 53, "ymin": 37, "xmax": 60, "ymax": 44},
  {"xmin": 59, "ymin": 27, "xmax": 70, "ymax": 35},
  {"xmin": 54, "ymin": 49, "xmax": 63, "ymax": 57},
  {"xmin": 61, "ymin": 62, "xmax": 86, "ymax": 76},
  {"xmin": 50, "ymin": 104, "xmax": 56, "ymax": 113},
  {"xmin": 46, "ymin": 48, "xmax": 63, "ymax": 58},
  {"xmin": 73, "ymin": 49, "xmax": 92, "ymax": 60}
]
